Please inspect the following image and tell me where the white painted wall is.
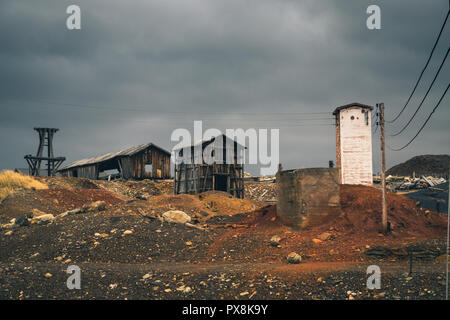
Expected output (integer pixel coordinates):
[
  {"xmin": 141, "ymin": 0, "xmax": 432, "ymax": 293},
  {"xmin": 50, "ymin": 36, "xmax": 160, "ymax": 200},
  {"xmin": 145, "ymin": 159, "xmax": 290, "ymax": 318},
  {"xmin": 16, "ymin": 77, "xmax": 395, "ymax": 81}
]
[{"xmin": 338, "ymin": 107, "xmax": 373, "ymax": 185}]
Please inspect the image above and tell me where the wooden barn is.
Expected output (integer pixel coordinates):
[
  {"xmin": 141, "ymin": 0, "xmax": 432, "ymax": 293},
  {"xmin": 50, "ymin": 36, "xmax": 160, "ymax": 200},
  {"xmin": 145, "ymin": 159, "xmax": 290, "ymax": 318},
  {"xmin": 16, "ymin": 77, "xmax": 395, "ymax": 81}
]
[
  {"xmin": 174, "ymin": 134, "xmax": 245, "ymax": 198},
  {"xmin": 59, "ymin": 143, "xmax": 171, "ymax": 180}
]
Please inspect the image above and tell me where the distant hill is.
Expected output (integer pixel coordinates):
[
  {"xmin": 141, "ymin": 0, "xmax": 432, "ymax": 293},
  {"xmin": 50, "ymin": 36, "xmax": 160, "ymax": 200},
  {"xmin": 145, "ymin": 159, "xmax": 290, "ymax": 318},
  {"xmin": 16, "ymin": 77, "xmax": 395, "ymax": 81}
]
[{"xmin": 387, "ymin": 155, "xmax": 450, "ymax": 177}]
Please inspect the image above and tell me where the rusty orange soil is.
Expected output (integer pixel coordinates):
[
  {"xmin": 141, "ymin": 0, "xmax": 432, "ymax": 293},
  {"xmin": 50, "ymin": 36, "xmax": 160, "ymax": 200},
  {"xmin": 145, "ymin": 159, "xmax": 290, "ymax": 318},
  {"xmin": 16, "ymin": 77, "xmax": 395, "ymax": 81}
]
[{"xmin": 204, "ymin": 185, "xmax": 447, "ymax": 264}]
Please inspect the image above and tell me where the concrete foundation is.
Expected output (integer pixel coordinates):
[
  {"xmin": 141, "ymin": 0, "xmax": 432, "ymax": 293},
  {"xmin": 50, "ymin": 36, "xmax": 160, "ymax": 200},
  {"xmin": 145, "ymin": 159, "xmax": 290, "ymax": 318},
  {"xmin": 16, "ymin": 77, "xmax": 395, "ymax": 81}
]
[{"xmin": 276, "ymin": 168, "xmax": 341, "ymax": 230}]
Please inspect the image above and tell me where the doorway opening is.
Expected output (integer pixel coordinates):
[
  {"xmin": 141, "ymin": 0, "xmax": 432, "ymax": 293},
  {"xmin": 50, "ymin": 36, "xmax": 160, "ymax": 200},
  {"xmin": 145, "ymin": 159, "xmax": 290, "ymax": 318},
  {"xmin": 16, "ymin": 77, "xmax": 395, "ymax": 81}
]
[{"xmin": 214, "ymin": 174, "xmax": 228, "ymax": 192}]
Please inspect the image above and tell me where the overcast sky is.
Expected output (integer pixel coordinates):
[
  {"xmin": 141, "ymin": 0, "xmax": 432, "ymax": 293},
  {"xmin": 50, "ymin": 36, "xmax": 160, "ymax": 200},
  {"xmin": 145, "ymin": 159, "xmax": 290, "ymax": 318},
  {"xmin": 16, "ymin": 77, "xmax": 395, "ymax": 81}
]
[{"xmin": 0, "ymin": 0, "xmax": 449, "ymax": 175}]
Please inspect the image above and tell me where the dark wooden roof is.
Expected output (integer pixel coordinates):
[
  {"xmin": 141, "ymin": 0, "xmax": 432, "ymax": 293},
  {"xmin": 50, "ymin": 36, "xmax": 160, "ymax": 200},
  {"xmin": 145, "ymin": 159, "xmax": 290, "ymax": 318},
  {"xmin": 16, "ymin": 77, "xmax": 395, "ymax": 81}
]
[{"xmin": 332, "ymin": 102, "xmax": 374, "ymax": 116}]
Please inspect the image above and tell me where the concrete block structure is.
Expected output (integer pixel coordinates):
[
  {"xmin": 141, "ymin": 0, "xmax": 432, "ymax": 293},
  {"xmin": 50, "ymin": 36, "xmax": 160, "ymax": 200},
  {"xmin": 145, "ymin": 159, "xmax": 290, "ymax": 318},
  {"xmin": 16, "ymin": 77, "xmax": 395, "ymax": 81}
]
[
  {"xmin": 333, "ymin": 103, "xmax": 374, "ymax": 186},
  {"xmin": 276, "ymin": 168, "xmax": 341, "ymax": 230}
]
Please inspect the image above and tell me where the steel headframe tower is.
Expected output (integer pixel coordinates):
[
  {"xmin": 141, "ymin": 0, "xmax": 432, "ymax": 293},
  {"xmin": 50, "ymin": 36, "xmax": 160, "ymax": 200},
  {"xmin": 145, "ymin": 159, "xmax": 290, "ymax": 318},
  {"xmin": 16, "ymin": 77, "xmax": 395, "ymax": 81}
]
[{"xmin": 24, "ymin": 128, "xmax": 66, "ymax": 177}]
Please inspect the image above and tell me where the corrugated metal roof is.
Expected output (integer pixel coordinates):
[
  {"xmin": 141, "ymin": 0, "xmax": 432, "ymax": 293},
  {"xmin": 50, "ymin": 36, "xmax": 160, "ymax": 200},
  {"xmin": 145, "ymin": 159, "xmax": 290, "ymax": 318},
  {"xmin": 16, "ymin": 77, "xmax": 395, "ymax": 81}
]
[
  {"xmin": 174, "ymin": 134, "xmax": 246, "ymax": 150},
  {"xmin": 61, "ymin": 143, "xmax": 170, "ymax": 170}
]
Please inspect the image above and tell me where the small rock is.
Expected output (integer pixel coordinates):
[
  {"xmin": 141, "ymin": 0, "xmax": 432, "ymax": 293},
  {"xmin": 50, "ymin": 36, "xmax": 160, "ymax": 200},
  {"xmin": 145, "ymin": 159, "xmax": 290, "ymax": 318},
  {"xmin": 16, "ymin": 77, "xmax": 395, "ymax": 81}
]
[
  {"xmin": 185, "ymin": 241, "xmax": 192, "ymax": 246},
  {"xmin": 142, "ymin": 273, "xmax": 151, "ymax": 280},
  {"xmin": 122, "ymin": 230, "xmax": 133, "ymax": 236},
  {"xmin": 14, "ymin": 215, "xmax": 30, "ymax": 227},
  {"xmin": 176, "ymin": 285, "xmax": 192, "ymax": 293},
  {"xmin": 32, "ymin": 214, "xmax": 55, "ymax": 224},
  {"xmin": 312, "ymin": 238, "xmax": 322, "ymax": 244},
  {"xmin": 318, "ymin": 232, "xmax": 332, "ymax": 241},
  {"xmin": 162, "ymin": 210, "xmax": 191, "ymax": 224},
  {"xmin": 270, "ymin": 235, "xmax": 281, "ymax": 246},
  {"xmin": 287, "ymin": 252, "xmax": 301, "ymax": 264},
  {"xmin": 84, "ymin": 201, "xmax": 107, "ymax": 212},
  {"xmin": 95, "ymin": 233, "xmax": 108, "ymax": 238}
]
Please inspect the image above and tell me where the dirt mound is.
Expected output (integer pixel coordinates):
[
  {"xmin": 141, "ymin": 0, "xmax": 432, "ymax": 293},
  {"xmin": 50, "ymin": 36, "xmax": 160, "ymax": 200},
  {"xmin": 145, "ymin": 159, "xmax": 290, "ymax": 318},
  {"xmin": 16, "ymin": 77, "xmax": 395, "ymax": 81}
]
[
  {"xmin": 337, "ymin": 184, "xmax": 447, "ymax": 237},
  {"xmin": 387, "ymin": 154, "xmax": 450, "ymax": 176},
  {"xmin": 146, "ymin": 192, "xmax": 262, "ymax": 221},
  {"xmin": 0, "ymin": 188, "xmax": 123, "ymax": 221},
  {"xmin": 204, "ymin": 185, "xmax": 447, "ymax": 263},
  {"xmin": 37, "ymin": 177, "xmax": 99, "ymax": 190}
]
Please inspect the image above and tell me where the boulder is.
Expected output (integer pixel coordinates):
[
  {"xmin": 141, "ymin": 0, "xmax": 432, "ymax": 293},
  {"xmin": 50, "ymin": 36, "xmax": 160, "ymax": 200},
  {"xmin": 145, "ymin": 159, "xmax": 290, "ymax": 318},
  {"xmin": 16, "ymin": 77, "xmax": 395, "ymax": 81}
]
[{"xmin": 162, "ymin": 210, "xmax": 191, "ymax": 224}]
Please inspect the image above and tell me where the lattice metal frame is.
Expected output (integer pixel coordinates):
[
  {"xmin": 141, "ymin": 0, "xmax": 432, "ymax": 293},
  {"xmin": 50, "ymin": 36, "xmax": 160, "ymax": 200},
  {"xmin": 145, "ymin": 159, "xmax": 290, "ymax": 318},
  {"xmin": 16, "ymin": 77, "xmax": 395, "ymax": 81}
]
[{"xmin": 24, "ymin": 128, "xmax": 65, "ymax": 176}]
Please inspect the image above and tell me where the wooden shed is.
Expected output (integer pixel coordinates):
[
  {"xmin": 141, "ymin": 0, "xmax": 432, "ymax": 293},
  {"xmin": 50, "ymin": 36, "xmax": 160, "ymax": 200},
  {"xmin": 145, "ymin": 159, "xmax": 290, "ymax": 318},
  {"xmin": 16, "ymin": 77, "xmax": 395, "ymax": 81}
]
[
  {"xmin": 59, "ymin": 143, "xmax": 171, "ymax": 180},
  {"xmin": 174, "ymin": 134, "xmax": 245, "ymax": 198}
]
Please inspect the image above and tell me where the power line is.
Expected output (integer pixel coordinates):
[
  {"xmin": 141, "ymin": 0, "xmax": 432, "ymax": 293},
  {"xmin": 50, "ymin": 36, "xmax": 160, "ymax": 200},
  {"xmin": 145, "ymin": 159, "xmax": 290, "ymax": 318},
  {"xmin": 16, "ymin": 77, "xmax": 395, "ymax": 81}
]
[
  {"xmin": 5, "ymin": 99, "xmax": 331, "ymax": 116},
  {"xmin": 387, "ymin": 83, "xmax": 449, "ymax": 151},
  {"xmin": 386, "ymin": 9, "xmax": 450, "ymax": 123},
  {"xmin": 389, "ymin": 47, "xmax": 449, "ymax": 136},
  {"xmin": 372, "ymin": 104, "xmax": 379, "ymax": 133}
]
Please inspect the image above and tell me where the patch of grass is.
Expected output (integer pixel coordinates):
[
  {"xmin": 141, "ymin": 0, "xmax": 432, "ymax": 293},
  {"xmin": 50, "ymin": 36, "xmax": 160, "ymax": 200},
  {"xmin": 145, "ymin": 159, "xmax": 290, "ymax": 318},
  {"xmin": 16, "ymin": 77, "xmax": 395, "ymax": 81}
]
[{"xmin": 0, "ymin": 170, "xmax": 48, "ymax": 202}]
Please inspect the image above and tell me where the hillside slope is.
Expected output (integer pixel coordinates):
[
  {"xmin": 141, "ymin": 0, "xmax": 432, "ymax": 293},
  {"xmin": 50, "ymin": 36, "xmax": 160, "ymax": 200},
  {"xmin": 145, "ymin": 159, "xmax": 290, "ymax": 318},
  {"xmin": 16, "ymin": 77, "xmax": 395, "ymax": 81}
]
[{"xmin": 387, "ymin": 155, "xmax": 449, "ymax": 176}]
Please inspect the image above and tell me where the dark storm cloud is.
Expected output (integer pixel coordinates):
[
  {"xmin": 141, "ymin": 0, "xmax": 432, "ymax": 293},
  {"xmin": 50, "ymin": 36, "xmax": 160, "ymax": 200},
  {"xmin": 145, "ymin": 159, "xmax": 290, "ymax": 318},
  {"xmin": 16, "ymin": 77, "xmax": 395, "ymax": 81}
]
[{"xmin": 0, "ymin": 0, "xmax": 448, "ymax": 174}]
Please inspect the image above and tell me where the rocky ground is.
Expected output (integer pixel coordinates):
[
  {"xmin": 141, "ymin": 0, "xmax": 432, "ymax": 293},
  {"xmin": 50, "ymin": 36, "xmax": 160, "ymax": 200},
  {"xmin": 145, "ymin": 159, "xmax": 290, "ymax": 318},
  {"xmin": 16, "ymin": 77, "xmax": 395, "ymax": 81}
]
[{"xmin": 0, "ymin": 177, "xmax": 448, "ymax": 300}]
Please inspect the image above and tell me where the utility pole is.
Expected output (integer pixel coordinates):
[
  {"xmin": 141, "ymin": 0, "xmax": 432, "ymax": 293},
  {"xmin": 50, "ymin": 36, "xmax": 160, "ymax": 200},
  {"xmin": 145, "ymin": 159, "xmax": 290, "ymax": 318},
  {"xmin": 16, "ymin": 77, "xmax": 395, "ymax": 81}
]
[
  {"xmin": 379, "ymin": 103, "xmax": 388, "ymax": 233},
  {"xmin": 446, "ymin": 167, "xmax": 449, "ymax": 300}
]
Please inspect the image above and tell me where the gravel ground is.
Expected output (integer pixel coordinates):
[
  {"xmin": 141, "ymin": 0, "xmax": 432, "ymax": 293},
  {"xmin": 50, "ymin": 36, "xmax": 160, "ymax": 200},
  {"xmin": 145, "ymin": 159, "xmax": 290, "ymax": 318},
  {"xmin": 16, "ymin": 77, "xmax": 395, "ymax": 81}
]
[
  {"xmin": 0, "ymin": 261, "xmax": 447, "ymax": 300},
  {"xmin": 0, "ymin": 213, "xmax": 448, "ymax": 300}
]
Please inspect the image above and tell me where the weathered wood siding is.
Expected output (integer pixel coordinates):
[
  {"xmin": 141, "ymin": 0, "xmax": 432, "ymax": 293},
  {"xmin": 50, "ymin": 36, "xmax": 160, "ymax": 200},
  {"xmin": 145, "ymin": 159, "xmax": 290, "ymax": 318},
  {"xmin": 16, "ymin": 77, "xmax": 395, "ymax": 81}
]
[
  {"xmin": 174, "ymin": 163, "xmax": 244, "ymax": 198},
  {"xmin": 60, "ymin": 164, "xmax": 98, "ymax": 179},
  {"xmin": 61, "ymin": 145, "xmax": 171, "ymax": 180}
]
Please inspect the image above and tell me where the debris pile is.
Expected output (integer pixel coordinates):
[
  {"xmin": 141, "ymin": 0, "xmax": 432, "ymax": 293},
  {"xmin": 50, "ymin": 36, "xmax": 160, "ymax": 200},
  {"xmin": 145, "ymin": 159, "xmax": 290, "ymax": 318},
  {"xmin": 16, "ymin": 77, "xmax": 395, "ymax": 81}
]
[
  {"xmin": 245, "ymin": 182, "xmax": 277, "ymax": 202},
  {"xmin": 385, "ymin": 175, "xmax": 447, "ymax": 192}
]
